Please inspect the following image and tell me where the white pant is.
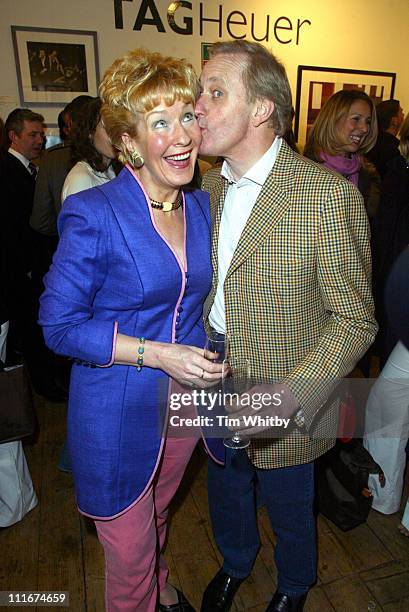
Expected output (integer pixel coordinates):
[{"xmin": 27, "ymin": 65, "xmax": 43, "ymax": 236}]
[
  {"xmin": 402, "ymin": 500, "xmax": 409, "ymax": 530},
  {"xmin": 0, "ymin": 320, "xmax": 8, "ymax": 362},
  {"xmin": 363, "ymin": 341, "xmax": 409, "ymax": 514},
  {"xmin": 0, "ymin": 441, "xmax": 38, "ymax": 526},
  {"xmin": 0, "ymin": 320, "xmax": 38, "ymax": 526}
]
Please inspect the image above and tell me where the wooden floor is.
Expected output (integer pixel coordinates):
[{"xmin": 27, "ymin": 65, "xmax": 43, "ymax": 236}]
[{"xmin": 1, "ymin": 395, "xmax": 409, "ymax": 612}]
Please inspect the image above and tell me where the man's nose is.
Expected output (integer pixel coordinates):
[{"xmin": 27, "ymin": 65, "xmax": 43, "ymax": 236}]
[{"xmin": 195, "ymin": 96, "xmax": 206, "ymax": 116}]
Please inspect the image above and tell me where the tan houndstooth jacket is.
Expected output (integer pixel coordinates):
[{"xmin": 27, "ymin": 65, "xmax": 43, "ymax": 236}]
[{"xmin": 202, "ymin": 140, "xmax": 378, "ymax": 469}]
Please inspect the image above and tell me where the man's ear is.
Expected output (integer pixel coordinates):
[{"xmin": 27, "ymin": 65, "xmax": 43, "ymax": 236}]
[
  {"xmin": 8, "ymin": 130, "xmax": 18, "ymax": 145},
  {"xmin": 252, "ymin": 99, "xmax": 275, "ymax": 127}
]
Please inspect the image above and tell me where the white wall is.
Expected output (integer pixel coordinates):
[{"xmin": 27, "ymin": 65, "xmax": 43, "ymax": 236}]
[{"xmin": 1, "ymin": 0, "xmax": 408, "ymax": 143}]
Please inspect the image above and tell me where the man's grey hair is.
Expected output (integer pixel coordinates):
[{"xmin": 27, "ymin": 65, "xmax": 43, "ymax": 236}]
[
  {"xmin": 5, "ymin": 108, "xmax": 44, "ymax": 138},
  {"xmin": 209, "ymin": 40, "xmax": 292, "ymax": 136}
]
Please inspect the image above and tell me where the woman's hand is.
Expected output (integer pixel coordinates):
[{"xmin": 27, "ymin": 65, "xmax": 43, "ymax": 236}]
[
  {"xmin": 155, "ymin": 342, "xmax": 224, "ymax": 389},
  {"xmin": 114, "ymin": 333, "xmax": 224, "ymax": 388}
]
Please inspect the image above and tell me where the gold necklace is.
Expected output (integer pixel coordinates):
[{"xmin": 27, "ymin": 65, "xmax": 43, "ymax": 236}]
[{"xmin": 149, "ymin": 191, "xmax": 182, "ymax": 212}]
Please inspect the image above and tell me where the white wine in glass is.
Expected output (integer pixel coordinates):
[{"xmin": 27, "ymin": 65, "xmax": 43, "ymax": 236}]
[{"xmin": 223, "ymin": 357, "xmax": 251, "ymax": 450}]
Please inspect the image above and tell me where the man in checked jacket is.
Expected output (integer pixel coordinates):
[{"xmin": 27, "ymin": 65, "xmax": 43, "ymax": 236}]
[{"xmin": 196, "ymin": 41, "xmax": 377, "ymax": 612}]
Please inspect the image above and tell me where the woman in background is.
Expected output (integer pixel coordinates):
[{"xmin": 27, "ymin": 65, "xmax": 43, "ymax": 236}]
[
  {"xmin": 363, "ymin": 115, "xmax": 409, "ymax": 531},
  {"xmin": 373, "ymin": 246, "xmax": 409, "ymax": 536},
  {"xmin": 39, "ymin": 48, "xmax": 223, "ymax": 612},
  {"xmin": 304, "ymin": 89, "xmax": 379, "ymax": 218},
  {"xmin": 304, "ymin": 89, "xmax": 379, "ymax": 377},
  {"xmin": 61, "ymin": 96, "xmax": 117, "ymax": 202}
]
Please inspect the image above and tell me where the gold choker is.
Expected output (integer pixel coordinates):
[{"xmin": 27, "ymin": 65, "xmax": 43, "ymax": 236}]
[{"xmin": 150, "ymin": 192, "xmax": 182, "ymax": 212}]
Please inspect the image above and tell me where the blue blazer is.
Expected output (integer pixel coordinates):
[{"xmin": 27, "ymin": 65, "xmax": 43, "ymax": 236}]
[{"xmin": 40, "ymin": 167, "xmax": 223, "ymax": 518}]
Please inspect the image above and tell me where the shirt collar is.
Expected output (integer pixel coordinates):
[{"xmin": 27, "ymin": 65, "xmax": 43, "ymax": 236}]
[
  {"xmin": 8, "ymin": 147, "xmax": 30, "ymax": 170},
  {"xmin": 221, "ymin": 136, "xmax": 282, "ymax": 187}
]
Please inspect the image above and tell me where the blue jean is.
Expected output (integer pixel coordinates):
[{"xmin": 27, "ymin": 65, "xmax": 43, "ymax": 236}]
[{"xmin": 207, "ymin": 448, "xmax": 317, "ymax": 596}]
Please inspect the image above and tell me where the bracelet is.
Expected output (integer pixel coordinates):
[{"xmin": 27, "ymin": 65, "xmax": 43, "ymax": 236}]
[{"xmin": 136, "ymin": 337, "xmax": 145, "ymax": 372}]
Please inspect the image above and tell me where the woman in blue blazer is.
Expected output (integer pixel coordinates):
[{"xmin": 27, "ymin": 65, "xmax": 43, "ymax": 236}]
[{"xmin": 39, "ymin": 48, "xmax": 223, "ymax": 612}]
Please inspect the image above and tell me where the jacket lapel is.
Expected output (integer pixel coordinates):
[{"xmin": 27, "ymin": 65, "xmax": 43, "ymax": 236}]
[
  {"xmin": 210, "ymin": 177, "xmax": 228, "ymax": 275},
  {"xmin": 101, "ymin": 168, "xmax": 154, "ymax": 271},
  {"xmin": 227, "ymin": 140, "xmax": 296, "ymax": 278},
  {"xmin": 203, "ymin": 174, "xmax": 227, "ymax": 324}
]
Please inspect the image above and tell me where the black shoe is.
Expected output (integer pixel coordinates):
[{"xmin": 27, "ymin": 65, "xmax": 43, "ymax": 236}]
[
  {"xmin": 265, "ymin": 591, "xmax": 308, "ymax": 612},
  {"xmin": 159, "ymin": 587, "xmax": 195, "ymax": 611},
  {"xmin": 201, "ymin": 569, "xmax": 244, "ymax": 611}
]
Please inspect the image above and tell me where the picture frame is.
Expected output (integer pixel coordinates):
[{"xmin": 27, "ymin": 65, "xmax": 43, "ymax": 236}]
[
  {"xmin": 201, "ymin": 43, "xmax": 213, "ymax": 68},
  {"xmin": 11, "ymin": 26, "xmax": 100, "ymax": 107},
  {"xmin": 294, "ymin": 65, "xmax": 396, "ymax": 149}
]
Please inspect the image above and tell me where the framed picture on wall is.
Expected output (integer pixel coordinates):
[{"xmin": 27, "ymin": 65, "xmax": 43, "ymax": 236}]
[
  {"xmin": 201, "ymin": 43, "xmax": 213, "ymax": 68},
  {"xmin": 11, "ymin": 26, "xmax": 100, "ymax": 107},
  {"xmin": 294, "ymin": 65, "xmax": 396, "ymax": 149}
]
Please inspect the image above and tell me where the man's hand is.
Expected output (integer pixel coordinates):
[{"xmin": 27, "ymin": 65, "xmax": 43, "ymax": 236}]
[{"xmin": 225, "ymin": 382, "xmax": 299, "ymax": 437}]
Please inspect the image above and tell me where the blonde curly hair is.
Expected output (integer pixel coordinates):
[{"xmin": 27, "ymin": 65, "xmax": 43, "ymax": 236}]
[{"xmin": 99, "ymin": 48, "xmax": 200, "ymax": 165}]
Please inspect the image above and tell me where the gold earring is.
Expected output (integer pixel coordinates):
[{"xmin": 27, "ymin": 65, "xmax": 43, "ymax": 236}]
[{"xmin": 131, "ymin": 150, "xmax": 144, "ymax": 168}]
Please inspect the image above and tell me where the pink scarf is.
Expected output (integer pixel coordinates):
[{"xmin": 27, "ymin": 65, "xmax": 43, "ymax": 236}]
[{"xmin": 320, "ymin": 152, "xmax": 361, "ymax": 187}]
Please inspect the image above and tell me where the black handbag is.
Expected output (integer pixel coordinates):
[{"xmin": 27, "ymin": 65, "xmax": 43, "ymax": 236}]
[
  {"xmin": 317, "ymin": 439, "xmax": 385, "ymax": 531},
  {"xmin": 0, "ymin": 360, "xmax": 37, "ymax": 443}
]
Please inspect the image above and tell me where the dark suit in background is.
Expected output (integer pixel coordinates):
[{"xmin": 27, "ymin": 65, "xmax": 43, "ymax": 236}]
[
  {"xmin": 0, "ymin": 152, "xmax": 36, "ymax": 307},
  {"xmin": 30, "ymin": 142, "xmax": 71, "ymax": 298},
  {"xmin": 30, "ymin": 142, "xmax": 71, "ymax": 237},
  {"xmin": 372, "ymin": 154, "xmax": 409, "ymax": 365},
  {"xmin": 367, "ymin": 131, "xmax": 401, "ymax": 177},
  {"xmin": 0, "ymin": 152, "xmax": 62, "ymax": 398}
]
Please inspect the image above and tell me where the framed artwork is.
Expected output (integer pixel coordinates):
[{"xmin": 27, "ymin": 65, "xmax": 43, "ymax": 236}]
[
  {"xmin": 11, "ymin": 26, "xmax": 100, "ymax": 107},
  {"xmin": 201, "ymin": 43, "xmax": 213, "ymax": 68},
  {"xmin": 294, "ymin": 65, "xmax": 396, "ymax": 149}
]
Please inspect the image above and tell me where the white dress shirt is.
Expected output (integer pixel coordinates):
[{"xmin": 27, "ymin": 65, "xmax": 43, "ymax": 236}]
[
  {"xmin": 8, "ymin": 148, "xmax": 31, "ymax": 173},
  {"xmin": 209, "ymin": 137, "xmax": 282, "ymax": 334}
]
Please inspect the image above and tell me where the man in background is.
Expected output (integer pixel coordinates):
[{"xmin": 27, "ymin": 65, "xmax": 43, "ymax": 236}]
[
  {"xmin": 0, "ymin": 108, "xmax": 65, "ymax": 400},
  {"xmin": 367, "ymin": 99, "xmax": 404, "ymax": 176},
  {"xmin": 30, "ymin": 94, "xmax": 92, "ymax": 239},
  {"xmin": 0, "ymin": 108, "xmax": 44, "ymax": 311}
]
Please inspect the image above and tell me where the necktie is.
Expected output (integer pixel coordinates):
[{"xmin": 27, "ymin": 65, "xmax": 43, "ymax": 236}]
[{"xmin": 28, "ymin": 162, "xmax": 37, "ymax": 179}]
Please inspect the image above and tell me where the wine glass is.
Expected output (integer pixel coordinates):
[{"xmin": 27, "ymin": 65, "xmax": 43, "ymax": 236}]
[
  {"xmin": 204, "ymin": 330, "xmax": 228, "ymax": 364},
  {"xmin": 223, "ymin": 357, "xmax": 251, "ymax": 450},
  {"xmin": 202, "ymin": 330, "xmax": 228, "ymax": 417}
]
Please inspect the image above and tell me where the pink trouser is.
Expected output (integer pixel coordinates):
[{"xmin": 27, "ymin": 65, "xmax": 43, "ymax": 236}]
[{"xmin": 94, "ymin": 435, "xmax": 197, "ymax": 612}]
